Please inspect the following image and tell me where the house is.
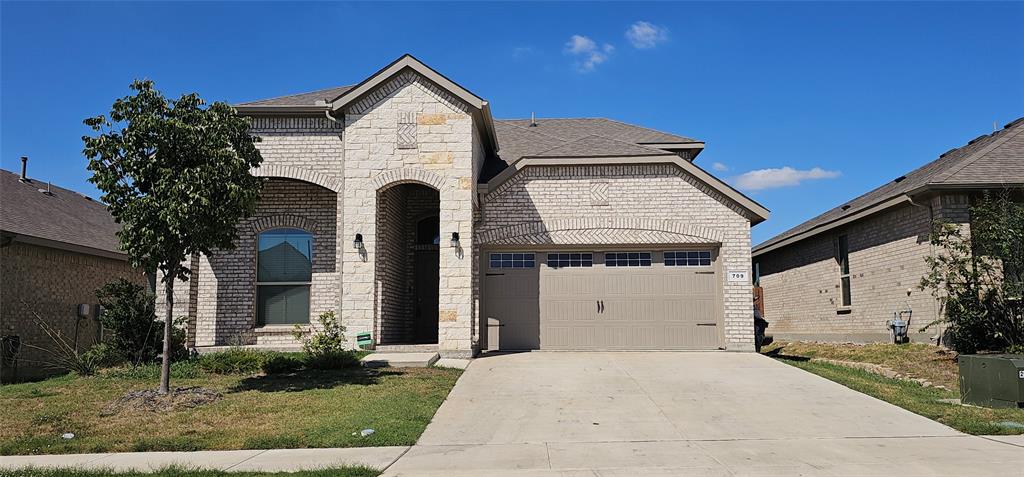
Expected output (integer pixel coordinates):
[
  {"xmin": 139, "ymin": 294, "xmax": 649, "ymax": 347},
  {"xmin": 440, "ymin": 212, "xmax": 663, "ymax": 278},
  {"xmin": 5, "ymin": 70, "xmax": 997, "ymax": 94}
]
[
  {"xmin": 753, "ymin": 118, "xmax": 1024, "ymax": 343},
  {"xmin": 172, "ymin": 54, "xmax": 770, "ymax": 357},
  {"xmin": 0, "ymin": 161, "xmax": 144, "ymax": 382}
]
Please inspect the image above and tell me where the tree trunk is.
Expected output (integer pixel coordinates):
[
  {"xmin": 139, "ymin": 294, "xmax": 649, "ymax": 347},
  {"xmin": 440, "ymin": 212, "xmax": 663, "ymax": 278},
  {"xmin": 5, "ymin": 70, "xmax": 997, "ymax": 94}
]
[{"xmin": 159, "ymin": 269, "xmax": 175, "ymax": 395}]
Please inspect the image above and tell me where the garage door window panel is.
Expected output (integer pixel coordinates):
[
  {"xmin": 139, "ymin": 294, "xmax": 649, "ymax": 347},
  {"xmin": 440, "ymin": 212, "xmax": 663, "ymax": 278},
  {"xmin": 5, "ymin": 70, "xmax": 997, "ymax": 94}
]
[
  {"xmin": 489, "ymin": 253, "xmax": 535, "ymax": 269},
  {"xmin": 665, "ymin": 251, "xmax": 712, "ymax": 267},
  {"xmin": 547, "ymin": 253, "xmax": 593, "ymax": 268},
  {"xmin": 605, "ymin": 252, "xmax": 651, "ymax": 267}
]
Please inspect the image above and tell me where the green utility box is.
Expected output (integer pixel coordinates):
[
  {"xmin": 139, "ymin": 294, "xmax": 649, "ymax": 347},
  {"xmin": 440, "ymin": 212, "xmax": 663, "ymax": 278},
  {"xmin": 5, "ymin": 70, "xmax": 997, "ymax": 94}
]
[
  {"xmin": 958, "ymin": 354, "xmax": 1024, "ymax": 408},
  {"xmin": 356, "ymin": 332, "xmax": 374, "ymax": 350}
]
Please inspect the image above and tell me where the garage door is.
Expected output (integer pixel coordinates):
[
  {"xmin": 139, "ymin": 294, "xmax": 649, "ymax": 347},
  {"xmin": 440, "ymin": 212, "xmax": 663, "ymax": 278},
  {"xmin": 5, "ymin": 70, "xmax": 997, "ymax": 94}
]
[{"xmin": 484, "ymin": 250, "xmax": 722, "ymax": 350}]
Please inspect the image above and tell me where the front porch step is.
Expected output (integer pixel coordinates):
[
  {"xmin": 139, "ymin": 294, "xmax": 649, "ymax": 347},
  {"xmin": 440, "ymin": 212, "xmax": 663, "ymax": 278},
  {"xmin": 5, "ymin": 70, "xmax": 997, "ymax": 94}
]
[
  {"xmin": 360, "ymin": 352, "xmax": 440, "ymax": 368},
  {"xmin": 374, "ymin": 344, "xmax": 439, "ymax": 353}
]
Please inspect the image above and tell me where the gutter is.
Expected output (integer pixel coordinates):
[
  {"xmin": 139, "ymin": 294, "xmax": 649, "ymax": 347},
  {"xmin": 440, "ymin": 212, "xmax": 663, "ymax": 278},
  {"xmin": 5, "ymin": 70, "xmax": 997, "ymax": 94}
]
[{"xmin": 1, "ymin": 231, "xmax": 130, "ymax": 262}]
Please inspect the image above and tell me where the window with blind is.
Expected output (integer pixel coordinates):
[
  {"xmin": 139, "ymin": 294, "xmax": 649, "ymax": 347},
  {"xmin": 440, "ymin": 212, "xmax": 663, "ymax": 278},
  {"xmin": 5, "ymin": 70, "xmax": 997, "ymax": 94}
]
[
  {"xmin": 836, "ymin": 234, "xmax": 851, "ymax": 307},
  {"xmin": 256, "ymin": 228, "xmax": 313, "ymax": 325}
]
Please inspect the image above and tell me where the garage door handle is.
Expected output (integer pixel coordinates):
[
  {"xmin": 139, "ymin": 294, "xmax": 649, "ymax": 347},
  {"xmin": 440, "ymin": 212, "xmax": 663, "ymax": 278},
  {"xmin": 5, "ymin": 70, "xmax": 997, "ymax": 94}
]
[
  {"xmin": 697, "ymin": 322, "xmax": 717, "ymax": 326},
  {"xmin": 696, "ymin": 271, "xmax": 715, "ymax": 275},
  {"xmin": 486, "ymin": 273, "xmax": 505, "ymax": 276}
]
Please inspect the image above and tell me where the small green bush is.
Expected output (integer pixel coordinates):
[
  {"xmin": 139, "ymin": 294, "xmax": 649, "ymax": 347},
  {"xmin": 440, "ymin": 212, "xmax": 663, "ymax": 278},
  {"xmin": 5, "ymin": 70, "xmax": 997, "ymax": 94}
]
[
  {"xmin": 292, "ymin": 311, "xmax": 348, "ymax": 356},
  {"xmin": 262, "ymin": 354, "xmax": 305, "ymax": 374},
  {"xmin": 196, "ymin": 348, "xmax": 269, "ymax": 375},
  {"xmin": 81, "ymin": 343, "xmax": 124, "ymax": 369},
  {"xmin": 304, "ymin": 350, "xmax": 360, "ymax": 370},
  {"xmin": 95, "ymin": 279, "xmax": 162, "ymax": 365}
]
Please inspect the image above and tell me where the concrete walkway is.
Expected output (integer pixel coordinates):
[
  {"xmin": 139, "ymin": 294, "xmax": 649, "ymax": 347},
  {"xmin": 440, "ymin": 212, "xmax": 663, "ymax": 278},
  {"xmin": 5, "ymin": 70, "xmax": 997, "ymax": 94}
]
[
  {"xmin": 382, "ymin": 352, "xmax": 1024, "ymax": 476},
  {"xmin": 0, "ymin": 447, "xmax": 408, "ymax": 472}
]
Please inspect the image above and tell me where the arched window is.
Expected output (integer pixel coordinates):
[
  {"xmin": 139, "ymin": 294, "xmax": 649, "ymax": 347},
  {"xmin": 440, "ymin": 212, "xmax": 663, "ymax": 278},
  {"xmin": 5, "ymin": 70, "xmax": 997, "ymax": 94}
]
[
  {"xmin": 256, "ymin": 228, "xmax": 312, "ymax": 325},
  {"xmin": 416, "ymin": 216, "xmax": 440, "ymax": 245}
]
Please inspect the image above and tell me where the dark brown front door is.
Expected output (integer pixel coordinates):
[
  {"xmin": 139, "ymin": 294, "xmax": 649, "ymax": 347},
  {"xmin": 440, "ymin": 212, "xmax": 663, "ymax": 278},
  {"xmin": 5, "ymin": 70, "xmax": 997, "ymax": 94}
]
[{"xmin": 413, "ymin": 250, "xmax": 439, "ymax": 343}]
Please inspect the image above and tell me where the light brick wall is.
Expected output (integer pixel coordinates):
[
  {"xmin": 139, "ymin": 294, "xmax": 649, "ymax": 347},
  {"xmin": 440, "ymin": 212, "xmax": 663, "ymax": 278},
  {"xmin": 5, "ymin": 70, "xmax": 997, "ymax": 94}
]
[
  {"xmin": 193, "ymin": 179, "xmax": 338, "ymax": 346},
  {"xmin": 756, "ymin": 193, "xmax": 970, "ymax": 341},
  {"xmin": 0, "ymin": 242, "xmax": 144, "ymax": 381},
  {"xmin": 341, "ymin": 71, "xmax": 476, "ymax": 357},
  {"xmin": 477, "ymin": 163, "xmax": 758, "ymax": 351}
]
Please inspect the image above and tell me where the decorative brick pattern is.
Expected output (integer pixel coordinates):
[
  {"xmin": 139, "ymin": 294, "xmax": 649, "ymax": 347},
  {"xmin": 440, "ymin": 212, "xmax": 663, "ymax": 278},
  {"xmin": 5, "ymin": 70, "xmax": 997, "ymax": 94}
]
[
  {"xmin": 253, "ymin": 164, "xmax": 342, "ymax": 193},
  {"xmin": 0, "ymin": 242, "xmax": 144, "ymax": 380},
  {"xmin": 590, "ymin": 181, "xmax": 609, "ymax": 206},
  {"xmin": 756, "ymin": 194, "xmax": 971, "ymax": 341},
  {"xmin": 476, "ymin": 163, "xmax": 756, "ymax": 351},
  {"xmin": 397, "ymin": 111, "xmax": 416, "ymax": 149}
]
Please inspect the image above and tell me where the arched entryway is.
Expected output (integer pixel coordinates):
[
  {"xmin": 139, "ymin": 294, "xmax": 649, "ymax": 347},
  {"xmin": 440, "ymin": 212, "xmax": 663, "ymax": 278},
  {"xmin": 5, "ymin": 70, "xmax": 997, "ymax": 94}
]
[{"xmin": 376, "ymin": 182, "xmax": 440, "ymax": 344}]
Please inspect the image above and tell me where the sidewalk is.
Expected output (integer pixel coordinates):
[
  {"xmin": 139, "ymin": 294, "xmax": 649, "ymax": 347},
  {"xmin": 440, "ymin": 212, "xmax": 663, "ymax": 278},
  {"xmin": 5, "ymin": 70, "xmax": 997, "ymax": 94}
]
[{"xmin": 0, "ymin": 447, "xmax": 409, "ymax": 473}]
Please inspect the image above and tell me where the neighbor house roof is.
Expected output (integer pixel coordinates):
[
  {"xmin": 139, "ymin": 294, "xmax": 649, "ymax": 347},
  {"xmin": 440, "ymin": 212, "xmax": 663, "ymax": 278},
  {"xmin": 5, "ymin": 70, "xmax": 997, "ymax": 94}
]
[
  {"xmin": 753, "ymin": 117, "xmax": 1024, "ymax": 257},
  {"xmin": 0, "ymin": 168, "xmax": 126, "ymax": 259}
]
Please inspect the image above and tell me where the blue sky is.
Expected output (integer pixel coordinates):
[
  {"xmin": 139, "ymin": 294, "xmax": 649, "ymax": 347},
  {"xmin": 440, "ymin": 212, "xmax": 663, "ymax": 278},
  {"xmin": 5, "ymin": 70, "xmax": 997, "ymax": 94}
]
[{"xmin": 2, "ymin": 2, "xmax": 1022, "ymax": 244}]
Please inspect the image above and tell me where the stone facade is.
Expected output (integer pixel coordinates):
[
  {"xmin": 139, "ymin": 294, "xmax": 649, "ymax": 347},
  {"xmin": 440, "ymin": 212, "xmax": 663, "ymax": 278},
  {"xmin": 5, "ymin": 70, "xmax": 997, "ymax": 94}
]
[
  {"xmin": 755, "ymin": 193, "xmax": 971, "ymax": 342},
  {"xmin": 340, "ymin": 71, "xmax": 477, "ymax": 357},
  {"xmin": 476, "ymin": 163, "xmax": 758, "ymax": 351},
  {"xmin": 0, "ymin": 242, "xmax": 144, "ymax": 381}
]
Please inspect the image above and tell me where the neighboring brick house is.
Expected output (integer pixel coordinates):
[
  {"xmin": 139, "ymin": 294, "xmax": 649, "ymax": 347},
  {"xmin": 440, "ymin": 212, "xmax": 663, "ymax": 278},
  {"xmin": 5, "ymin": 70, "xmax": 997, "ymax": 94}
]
[
  {"xmin": 0, "ymin": 162, "xmax": 144, "ymax": 382},
  {"xmin": 172, "ymin": 55, "xmax": 770, "ymax": 357},
  {"xmin": 753, "ymin": 118, "xmax": 1024, "ymax": 343}
]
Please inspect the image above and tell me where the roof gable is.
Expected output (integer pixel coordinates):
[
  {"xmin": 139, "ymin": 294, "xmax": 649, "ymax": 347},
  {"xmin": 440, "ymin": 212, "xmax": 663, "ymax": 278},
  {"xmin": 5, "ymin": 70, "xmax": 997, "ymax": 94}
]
[{"xmin": 329, "ymin": 54, "xmax": 486, "ymax": 113}]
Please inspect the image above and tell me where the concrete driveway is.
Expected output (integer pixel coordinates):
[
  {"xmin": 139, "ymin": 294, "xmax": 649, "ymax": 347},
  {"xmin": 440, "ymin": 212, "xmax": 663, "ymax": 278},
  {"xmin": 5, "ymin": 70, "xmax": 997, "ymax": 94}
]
[{"xmin": 383, "ymin": 352, "xmax": 1024, "ymax": 476}]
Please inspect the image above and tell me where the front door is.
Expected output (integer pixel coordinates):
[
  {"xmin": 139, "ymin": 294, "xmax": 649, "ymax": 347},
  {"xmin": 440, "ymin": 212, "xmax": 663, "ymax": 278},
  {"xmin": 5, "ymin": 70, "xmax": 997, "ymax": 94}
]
[{"xmin": 413, "ymin": 250, "xmax": 439, "ymax": 344}]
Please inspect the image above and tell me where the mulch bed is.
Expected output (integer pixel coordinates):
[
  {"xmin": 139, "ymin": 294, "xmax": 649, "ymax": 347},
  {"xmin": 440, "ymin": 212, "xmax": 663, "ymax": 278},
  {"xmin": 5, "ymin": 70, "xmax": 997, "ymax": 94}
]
[{"xmin": 100, "ymin": 387, "xmax": 222, "ymax": 416}]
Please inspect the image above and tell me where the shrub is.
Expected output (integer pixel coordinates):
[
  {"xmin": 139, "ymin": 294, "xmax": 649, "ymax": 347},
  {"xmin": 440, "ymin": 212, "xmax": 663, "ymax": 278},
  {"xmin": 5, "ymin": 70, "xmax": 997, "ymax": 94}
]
[
  {"xmin": 305, "ymin": 350, "xmax": 360, "ymax": 370},
  {"xmin": 292, "ymin": 311, "xmax": 348, "ymax": 356},
  {"xmin": 921, "ymin": 191, "xmax": 1024, "ymax": 353},
  {"xmin": 262, "ymin": 353, "xmax": 305, "ymax": 374},
  {"xmin": 95, "ymin": 279, "xmax": 162, "ymax": 365},
  {"xmin": 81, "ymin": 343, "xmax": 124, "ymax": 369},
  {"xmin": 195, "ymin": 348, "xmax": 268, "ymax": 375}
]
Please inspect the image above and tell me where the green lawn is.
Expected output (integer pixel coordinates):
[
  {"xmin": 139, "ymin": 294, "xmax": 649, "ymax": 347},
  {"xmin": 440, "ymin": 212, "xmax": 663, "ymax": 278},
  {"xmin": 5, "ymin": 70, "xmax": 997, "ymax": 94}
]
[
  {"xmin": 0, "ymin": 365, "xmax": 461, "ymax": 455},
  {"xmin": 0, "ymin": 467, "xmax": 378, "ymax": 477},
  {"xmin": 765, "ymin": 341, "xmax": 1024, "ymax": 435}
]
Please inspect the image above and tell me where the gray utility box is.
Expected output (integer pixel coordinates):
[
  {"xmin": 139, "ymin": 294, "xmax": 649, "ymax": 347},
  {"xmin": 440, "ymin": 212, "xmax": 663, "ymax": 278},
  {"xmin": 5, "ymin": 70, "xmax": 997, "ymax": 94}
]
[{"xmin": 958, "ymin": 354, "xmax": 1024, "ymax": 408}]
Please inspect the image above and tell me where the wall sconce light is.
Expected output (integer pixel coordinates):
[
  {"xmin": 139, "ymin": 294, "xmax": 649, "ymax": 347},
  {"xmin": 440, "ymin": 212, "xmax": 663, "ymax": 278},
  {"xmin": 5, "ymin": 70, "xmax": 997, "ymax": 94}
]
[
  {"xmin": 353, "ymin": 233, "xmax": 364, "ymax": 250},
  {"xmin": 450, "ymin": 232, "xmax": 460, "ymax": 248}
]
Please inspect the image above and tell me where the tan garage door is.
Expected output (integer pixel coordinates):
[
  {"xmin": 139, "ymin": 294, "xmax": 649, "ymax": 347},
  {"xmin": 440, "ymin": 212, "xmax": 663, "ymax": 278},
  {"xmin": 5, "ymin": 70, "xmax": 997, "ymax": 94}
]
[{"xmin": 484, "ymin": 250, "xmax": 722, "ymax": 350}]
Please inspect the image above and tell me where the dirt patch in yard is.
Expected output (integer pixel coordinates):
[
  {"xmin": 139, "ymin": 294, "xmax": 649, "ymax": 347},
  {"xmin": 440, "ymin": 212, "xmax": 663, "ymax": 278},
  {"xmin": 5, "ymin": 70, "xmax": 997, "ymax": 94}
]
[
  {"xmin": 100, "ymin": 387, "xmax": 222, "ymax": 416},
  {"xmin": 764, "ymin": 341, "xmax": 960, "ymax": 389}
]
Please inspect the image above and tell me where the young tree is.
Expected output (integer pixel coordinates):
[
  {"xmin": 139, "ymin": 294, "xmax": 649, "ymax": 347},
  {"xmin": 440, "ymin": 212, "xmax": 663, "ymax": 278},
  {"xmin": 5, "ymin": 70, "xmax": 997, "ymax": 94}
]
[
  {"xmin": 83, "ymin": 80, "xmax": 263, "ymax": 393},
  {"xmin": 921, "ymin": 191, "xmax": 1024, "ymax": 353}
]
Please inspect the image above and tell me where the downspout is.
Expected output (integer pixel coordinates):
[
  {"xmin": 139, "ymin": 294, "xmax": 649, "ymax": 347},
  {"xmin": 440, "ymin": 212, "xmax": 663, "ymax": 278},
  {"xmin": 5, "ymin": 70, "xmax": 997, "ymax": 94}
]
[{"xmin": 323, "ymin": 106, "xmax": 349, "ymax": 342}]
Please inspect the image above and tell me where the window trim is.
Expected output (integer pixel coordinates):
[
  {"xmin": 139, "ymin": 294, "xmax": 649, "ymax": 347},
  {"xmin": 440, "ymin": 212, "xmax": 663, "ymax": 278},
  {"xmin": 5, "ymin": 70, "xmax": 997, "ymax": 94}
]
[
  {"xmin": 255, "ymin": 227, "xmax": 314, "ymax": 326},
  {"xmin": 836, "ymin": 234, "xmax": 852, "ymax": 308}
]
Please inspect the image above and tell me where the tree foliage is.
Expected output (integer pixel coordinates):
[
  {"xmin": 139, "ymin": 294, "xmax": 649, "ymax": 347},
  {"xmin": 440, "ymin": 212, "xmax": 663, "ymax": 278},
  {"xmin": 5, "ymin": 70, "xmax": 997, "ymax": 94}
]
[
  {"xmin": 921, "ymin": 191, "xmax": 1024, "ymax": 353},
  {"xmin": 83, "ymin": 80, "xmax": 264, "ymax": 392}
]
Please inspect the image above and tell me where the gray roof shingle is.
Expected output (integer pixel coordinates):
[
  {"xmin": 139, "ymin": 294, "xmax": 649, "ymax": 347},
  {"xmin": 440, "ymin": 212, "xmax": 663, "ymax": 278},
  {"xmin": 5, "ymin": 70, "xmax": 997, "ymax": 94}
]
[
  {"xmin": 754, "ymin": 117, "xmax": 1024, "ymax": 254},
  {"xmin": 528, "ymin": 135, "xmax": 673, "ymax": 158},
  {"xmin": 482, "ymin": 118, "xmax": 702, "ymax": 182},
  {"xmin": 0, "ymin": 169, "xmax": 125, "ymax": 256},
  {"xmin": 237, "ymin": 85, "xmax": 354, "ymax": 107}
]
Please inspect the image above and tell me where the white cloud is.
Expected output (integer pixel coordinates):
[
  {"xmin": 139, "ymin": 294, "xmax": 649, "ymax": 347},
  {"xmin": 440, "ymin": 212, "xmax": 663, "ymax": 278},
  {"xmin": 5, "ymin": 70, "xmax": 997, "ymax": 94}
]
[
  {"xmin": 565, "ymin": 35, "xmax": 614, "ymax": 72},
  {"xmin": 626, "ymin": 21, "xmax": 669, "ymax": 49},
  {"xmin": 712, "ymin": 162, "xmax": 729, "ymax": 172},
  {"xmin": 733, "ymin": 166, "xmax": 841, "ymax": 191}
]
